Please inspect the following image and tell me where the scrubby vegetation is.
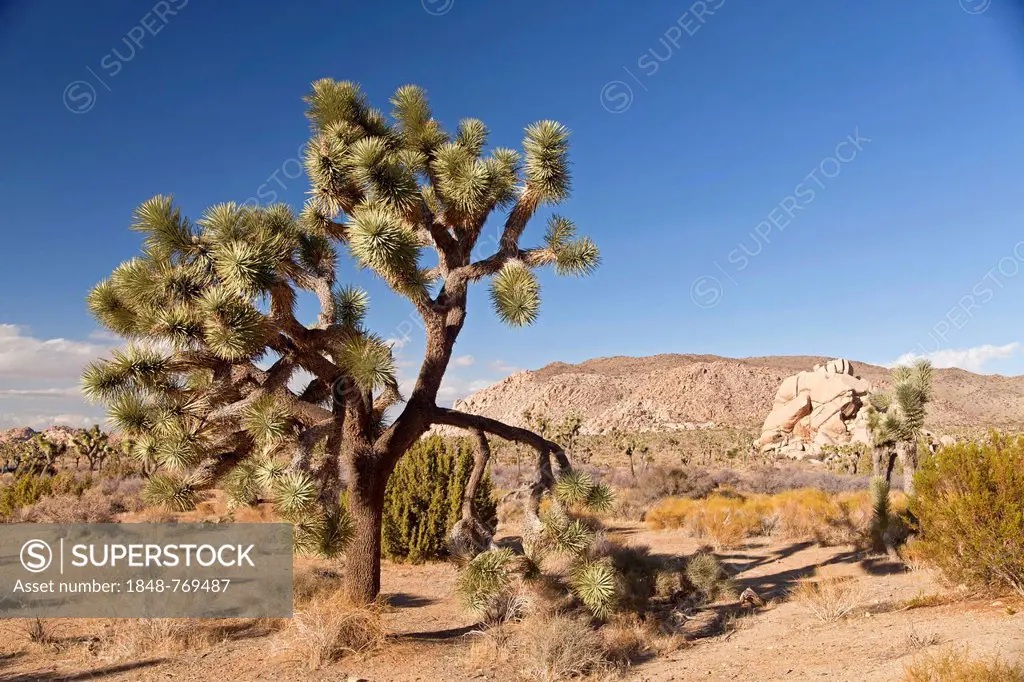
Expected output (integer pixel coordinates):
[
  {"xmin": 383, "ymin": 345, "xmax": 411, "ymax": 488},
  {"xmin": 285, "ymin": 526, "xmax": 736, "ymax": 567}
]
[
  {"xmin": 645, "ymin": 486, "xmax": 907, "ymax": 549},
  {"xmin": 912, "ymin": 433, "xmax": 1024, "ymax": 596},
  {"xmin": 383, "ymin": 435, "xmax": 497, "ymax": 562},
  {"xmin": 902, "ymin": 649, "xmax": 1024, "ymax": 682}
]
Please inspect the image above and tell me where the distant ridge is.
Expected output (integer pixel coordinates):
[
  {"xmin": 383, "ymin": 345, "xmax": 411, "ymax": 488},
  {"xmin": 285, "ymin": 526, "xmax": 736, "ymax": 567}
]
[{"xmin": 454, "ymin": 354, "xmax": 1024, "ymax": 434}]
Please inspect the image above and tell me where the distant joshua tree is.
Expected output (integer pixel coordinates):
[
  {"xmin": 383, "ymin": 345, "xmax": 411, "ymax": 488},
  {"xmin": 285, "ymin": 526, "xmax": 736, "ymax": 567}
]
[
  {"xmin": 82, "ymin": 80, "xmax": 598, "ymax": 602},
  {"xmin": 866, "ymin": 359, "xmax": 934, "ymax": 495},
  {"xmin": 72, "ymin": 425, "xmax": 114, "ymax": 472}
]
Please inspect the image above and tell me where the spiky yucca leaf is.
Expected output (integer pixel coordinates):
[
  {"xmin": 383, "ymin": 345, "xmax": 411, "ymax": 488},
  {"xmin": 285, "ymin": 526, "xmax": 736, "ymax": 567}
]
[
  {"xmin": 489, "ymin": 260, "xmax": 540, "ymax": 326},
  {"xmin": 151, "ymin": 307, "xmax": 204, "ymax": 348},
  {"xmin": 319, "ymin": 508, "xmax": 355, "ymax": 557},
  {"xmin": 555, "ymin": 237, "xmax": 600, "ymax": 277},
  {"xmin": 81, "ymin": 360, "xmax": 131, "ymax": 402},
  {"xmin": 199, "ymin": 291, "xmax": 268, "ymax": 361},
  {"xmin": 432, "ymin": 143, "xmax": 490, "ymax": 213},
  {"xmin": 223, "ymin": 460, "xmax": 262, "ymax": 508},
  {"xmin": 869, "ymin": 476, "xmax": 890, "ymax": 551},
  {"xmin": 211, "ymin": 238, "xmax": 283, "ymax": 297},
  {"xmin": 143, "ymin": 473, "xmax": 200, "ymax": 511},
  {"xmin": 305, "ymin": 79, "xmax": 370, "ymax": 132},
  {"xmin": 543, "ymin": 215, "xmax": 576, "ymax": 251},
  {"xmin": 333, "ymin": 285, "xmax": 370, "ymax": 327},
  {"xmin": 273, "ymin": 471, "xmax": 318, "ymax": 518},
  {"xmin": 455, "ymin": 118, "xmax": 488, "ymax": 157},
  {"xmin": 87, "ymin": 280, "xmax": 138, "ymax": 337},
  {"xmin": 550, "ymin": 518, "xmax": 595, "ymax": 556},
  {"xmin": 131, "ymin": 195, "xmax": 196, "ymax": 258},
  {"xmin": 522, "ymin": 120, "xmax": 570, "ymax": 203},
  {"xmin": 347, "ymin": 205, "xmax": 423, "ymax": 290},
  {"xmin": 131, "ymin": 433, "xmax": 160, "ymax": 469},
  {"xmin": 335, "ymin": 334, "xmax": 397, "ymax": 393},
  {"xmin": 869, "ymin": 392, "xmax": 892, "ymax": 411},
  {"xmin": 106, "ymin": 345, "xmax": 171, "ymax": 390},
  {"xmin": 554, "ymin": 470, "xmax": 594, "ymax": 506},
  {"xmin": 156, "ymin": 431, "xmax": 202, "ymax": 471},
  {"xmin": 584, "ymin": 483, "xmax": 615, "ymax": 514},
  {"xmin": 569, "ymin": 558, "xmax": 618, "ymax": 618},
  {"xmin": 456, "ymin": 547, "xmax": 516, "ymax": 614},
  {"xmin": 254, "ymin": 454, "xmax": 288, "ymax": 488},
  {"xmin": 107, "ymin": 392, "xmax": 153, "ymax": 435},
  {"xmin": 242, "ymin": 395, "xmax": 292, "ymax": 446}
]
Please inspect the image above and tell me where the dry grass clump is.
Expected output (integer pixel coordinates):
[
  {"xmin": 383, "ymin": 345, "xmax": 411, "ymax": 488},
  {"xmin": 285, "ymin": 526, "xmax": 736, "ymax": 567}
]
[
  {"xmin": 99, "ymin": 618, "xmax": 213, "ymax": 660},
  {"xmin": 902, "ymin": 648, "xmax": 1024, "ymax": 681},
  {"xmin": 292, "ymin": 565, "xmax": 345, "ymax": 606},
  {"xmin": 10, "ymin": 618, "xmax": 60, "ymax": 647},
  {"xmin": 287, "ymin": 592, "xmax": 386, "ymax": 670},
  {"xmin": 516, "ymin": 612, "xmax": 609, "ymax": 682},
  {"xmin": 790, "ymin": 573, "xmax": 864, "ymax": 623}
]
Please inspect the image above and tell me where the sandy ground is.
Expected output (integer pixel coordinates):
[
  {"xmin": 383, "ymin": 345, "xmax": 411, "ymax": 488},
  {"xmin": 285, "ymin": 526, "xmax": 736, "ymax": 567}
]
[{"xmin": 1, "ymin": 524, "xmax": 1021, "ymax": 681}]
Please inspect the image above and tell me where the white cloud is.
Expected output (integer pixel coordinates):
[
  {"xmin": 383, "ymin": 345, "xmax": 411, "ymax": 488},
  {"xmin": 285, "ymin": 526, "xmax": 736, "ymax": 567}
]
[
  {"xmin": 892, "ymin": 342, "xmax": 1021, "ymax": 373},
  {"xmin": 0, "ymin": 324, "xmax": 112, "ymax": 381},
  {"xmin": 0, "ymin": 387, "xmax": 82, "ymax": 398},
  {"xmin": 451, "ymin": 355, "xmax": 475, "ymax": 367},
  {"xmin": 4, "ymin": 413, "xmax": 102, "ymax": 430},
  {"xmin": 490, "ymin": 360, "xmax": 520, "ymax": 374}
]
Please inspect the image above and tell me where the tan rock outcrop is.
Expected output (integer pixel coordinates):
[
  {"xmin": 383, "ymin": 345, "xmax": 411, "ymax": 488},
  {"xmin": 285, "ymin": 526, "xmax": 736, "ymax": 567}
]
[{"xmin": 758, "ymin": 359, "xmax": 873, "ymax": 458}]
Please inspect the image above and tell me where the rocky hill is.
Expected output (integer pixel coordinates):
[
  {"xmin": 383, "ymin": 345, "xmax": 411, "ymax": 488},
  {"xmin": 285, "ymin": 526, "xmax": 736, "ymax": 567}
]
[{"xmin": 453, "ymin": 354, "xmax": 1024, "ymax": 435}]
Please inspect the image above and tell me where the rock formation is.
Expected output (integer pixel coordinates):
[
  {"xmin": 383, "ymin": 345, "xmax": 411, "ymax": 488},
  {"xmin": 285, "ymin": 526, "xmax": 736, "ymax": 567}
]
[{"xmin": 757, "ymin": 359, "xmax": 873, "ymax": 458}]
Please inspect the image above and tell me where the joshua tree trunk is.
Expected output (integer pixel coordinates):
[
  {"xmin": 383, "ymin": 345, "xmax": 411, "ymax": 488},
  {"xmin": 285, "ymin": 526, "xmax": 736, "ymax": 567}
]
[
  {"xmin": 344, "ymin": 452, "xmax": 389, "ymax": 603},
  {"xmin": 461, "ymin": 429, "xmax": 491, "ymax": 522},
  {"xmin": 897, "ymin": 440, "xmax": 918, "ymax": 495}
]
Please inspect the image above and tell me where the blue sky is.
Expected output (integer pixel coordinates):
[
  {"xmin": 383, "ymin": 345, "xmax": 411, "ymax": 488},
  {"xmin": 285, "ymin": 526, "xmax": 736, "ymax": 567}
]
[{"xmin": 1, "ymin": 0, "xmax": 1023, "ymax": 429}]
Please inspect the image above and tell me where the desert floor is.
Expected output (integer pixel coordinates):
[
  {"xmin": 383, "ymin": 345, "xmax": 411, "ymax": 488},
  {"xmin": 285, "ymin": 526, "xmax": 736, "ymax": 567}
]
[{"xmin": 1, "ymin": 523, "xmax": 1020, "ymax": 682}]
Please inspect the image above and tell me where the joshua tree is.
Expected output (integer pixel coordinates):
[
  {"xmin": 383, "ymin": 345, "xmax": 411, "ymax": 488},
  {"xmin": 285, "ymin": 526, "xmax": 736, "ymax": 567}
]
[
  {"xmin": 611, "ymin": 429, "xmax": 649, "ymax": 480},
  {"xmin": 72, "ymin": 425, "xmax": 114, "ymax": 472},
  {"xmin": 82, "ymin": 80, "xmax": 598, "ymax": 602},
  {"xmin": 866, "ymin": 359, "xmax": 933, "ymax": 494}
]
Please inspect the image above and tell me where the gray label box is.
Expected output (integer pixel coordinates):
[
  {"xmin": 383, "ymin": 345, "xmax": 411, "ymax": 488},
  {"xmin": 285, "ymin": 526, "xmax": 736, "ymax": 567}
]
[{"xmin": 0, "ymin": 524, "xmax": 293, "ymax": 618}]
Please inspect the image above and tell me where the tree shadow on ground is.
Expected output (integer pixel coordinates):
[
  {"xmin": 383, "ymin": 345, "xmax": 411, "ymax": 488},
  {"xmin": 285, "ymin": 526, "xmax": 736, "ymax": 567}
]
[
  {"xmin": 0, "ymin": 658, "xmax": 165, "ymax": 681},
  {"xmin": 384, "ymin": 592, "xmax": 437, "ymax": 608},
  {"xmin": 398, "ymin": 624, "xmax": 480, "ymax": 641}
]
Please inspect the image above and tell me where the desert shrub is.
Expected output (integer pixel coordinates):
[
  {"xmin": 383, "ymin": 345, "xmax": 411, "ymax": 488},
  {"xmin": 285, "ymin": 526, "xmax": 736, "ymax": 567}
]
[
  {"xmin": 97, "ymin": 618, "xmax": 279, "ymax": 661},
  {"xmin": 382, "ymin": 435, "xmax": 497, "ymax": 563},
  {"xmin": 18, "ymin": 490, "xmax": 112, "ymax": 523},
  {"xmin": 699, "ymin": 493, "xmax": 764, "ymax": 548},
  {"xmin": 646, "ymin": 488, "xmax": 879, "ymax": 548},
  {"xmin": 517, "ymin": 612, "xmax": 607, "ymax": 682},
  {"xmin": 685, "ymin": 551, "xmax": 736, "ymax": 602},
  {"xmin": 603, "ymin": 542, "xmax": 659, "ymax": 613},
  {"xmin": 902, "ymin": 648, "xmax": 1024, "ymax": 682},
  {"xmin": 600, "ymin": 612, "xmax": 656, "ymax": 665},
  {"xmin": 911, "ymin": 434, "xmax": 1024, "ymax": 596},
  {"xmin": 288, "ymin": 595, "xmax": 386, "ymax": 670},
  {"xmin": 790, "ymin": 573, "xmax": 863, "ymax": 623},
  {"xmin": 0, "ymin": 473, "xmax": 53, "ymax": 519},
  {"xmin": 292, "ymin": 566, "xmax": 344, "ymax": 606}
]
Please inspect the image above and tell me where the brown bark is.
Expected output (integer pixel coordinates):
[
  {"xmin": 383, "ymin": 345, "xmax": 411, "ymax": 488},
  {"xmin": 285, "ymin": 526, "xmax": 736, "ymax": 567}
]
[
  {"xmin": 462, "ymin": 429, "xmax": 491, "ymax": 521},
  {"xmin": 897, "ymin": 440, "xmax": 918, "ymax": 496},
  {"xmin": 343, "ymin": 448, "xmax": 389, "ymax": 604}
]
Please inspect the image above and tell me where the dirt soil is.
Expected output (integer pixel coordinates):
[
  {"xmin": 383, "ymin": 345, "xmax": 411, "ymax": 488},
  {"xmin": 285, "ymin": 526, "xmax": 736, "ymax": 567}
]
[{"xmin": 2, "ymin": 523, "xmax": 1021, "ymax": 682}]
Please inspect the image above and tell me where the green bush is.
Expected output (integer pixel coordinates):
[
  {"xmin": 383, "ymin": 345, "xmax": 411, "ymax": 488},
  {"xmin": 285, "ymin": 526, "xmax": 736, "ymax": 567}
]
[
  {"xmin": 382, "ymin": 435, "xmax": 496, "ymax": 563},
  {"xmin": 0, "ymin": 474, "xmax": 52, "ymax": 519},
  {"xmin": 911, "ymin": 433, "xmax": 1024, "ymax": 596}
]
